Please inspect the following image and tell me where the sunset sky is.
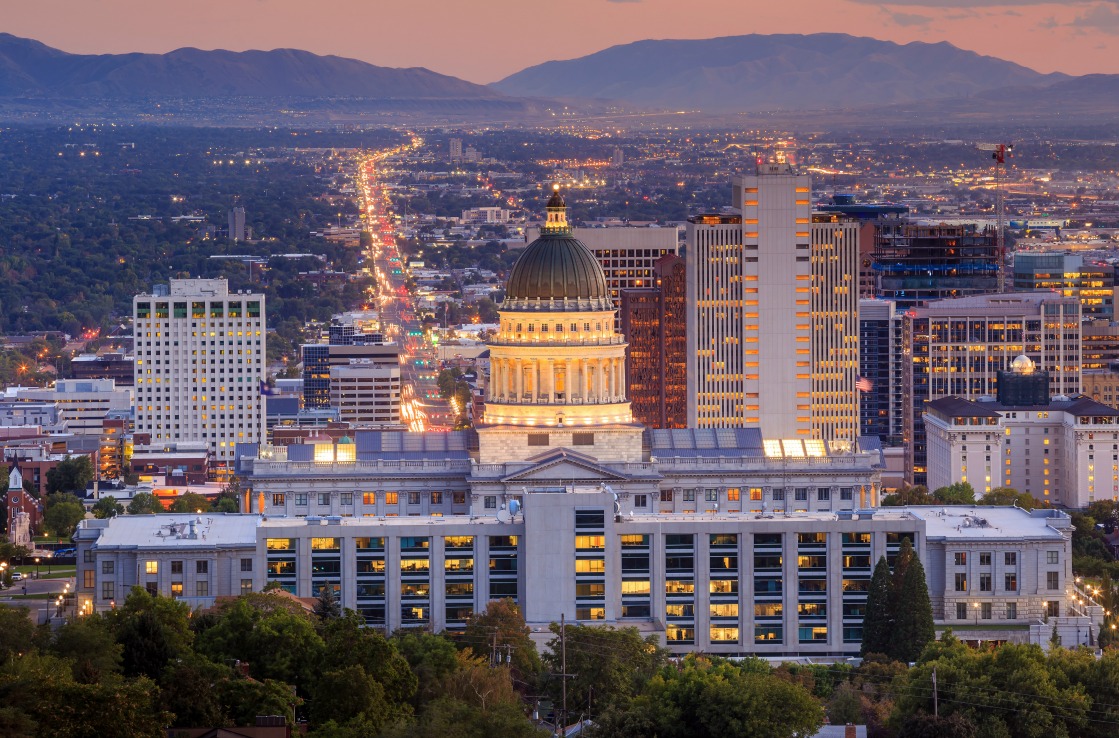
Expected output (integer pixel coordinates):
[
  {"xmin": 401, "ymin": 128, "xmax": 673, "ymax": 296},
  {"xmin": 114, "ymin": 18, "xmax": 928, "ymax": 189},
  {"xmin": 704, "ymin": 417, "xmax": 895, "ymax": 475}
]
[{"xmin": 5, "ymin": 0, "xmax": 1117, "ymax": 83}]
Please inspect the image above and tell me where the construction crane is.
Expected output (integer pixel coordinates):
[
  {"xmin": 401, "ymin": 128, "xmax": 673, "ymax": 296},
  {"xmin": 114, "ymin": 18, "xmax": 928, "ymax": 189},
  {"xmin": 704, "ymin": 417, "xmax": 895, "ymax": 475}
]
[{"xmin": 977, "ymin": 142, "xmax": 1013, "ymax": 292}]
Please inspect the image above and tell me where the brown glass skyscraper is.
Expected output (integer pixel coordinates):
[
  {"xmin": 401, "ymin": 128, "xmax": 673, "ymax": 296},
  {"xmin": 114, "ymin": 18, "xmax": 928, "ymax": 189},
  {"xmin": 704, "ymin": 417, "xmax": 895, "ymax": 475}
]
[{"xmin": 620, "ymin": 254, "xmax": 686, "ymax": 428}]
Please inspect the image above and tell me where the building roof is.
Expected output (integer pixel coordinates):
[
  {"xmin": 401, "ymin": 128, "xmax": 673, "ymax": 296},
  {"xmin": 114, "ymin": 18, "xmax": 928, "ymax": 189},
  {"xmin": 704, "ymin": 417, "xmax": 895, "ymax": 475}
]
[
  {"xmin": 927, "ymin": 394, "xmax": 1119, "ymax": 418},
  {"xmin": 504, "ymin": 192, "xmax": 611, "ymax": 310},
  {"xmin": 926, "ymin": 397, "xmax": 1003, "ymax": 418},
  {"xmin": 903, "ymin": 506, "xmax": 1071, "ymax": 541},
  {"xmin": 89, "ymin": 513, "xmax": 259, "ymax": 550}
]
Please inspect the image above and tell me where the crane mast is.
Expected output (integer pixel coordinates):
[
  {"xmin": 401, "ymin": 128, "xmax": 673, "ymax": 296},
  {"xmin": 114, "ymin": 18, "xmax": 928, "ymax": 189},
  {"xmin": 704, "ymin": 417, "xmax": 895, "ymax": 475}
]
[{"xmin": 977, "ymin": 143, "xmax": 1012, "ymax": 292}]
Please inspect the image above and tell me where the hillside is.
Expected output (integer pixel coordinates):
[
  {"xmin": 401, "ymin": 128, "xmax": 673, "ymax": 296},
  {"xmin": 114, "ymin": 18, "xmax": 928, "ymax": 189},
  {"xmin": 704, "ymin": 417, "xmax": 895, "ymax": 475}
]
[
  {"xmin": 492, "ymin": 33, "xmax": 1069, "ymax": 112},
  {"xmin": 0, "ymin": 34, "xmax": 501, "ymax": 99}
]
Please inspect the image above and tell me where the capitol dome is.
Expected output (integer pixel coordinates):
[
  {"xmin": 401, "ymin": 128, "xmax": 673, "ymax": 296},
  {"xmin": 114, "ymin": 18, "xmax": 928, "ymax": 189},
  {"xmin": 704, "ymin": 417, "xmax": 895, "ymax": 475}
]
[{"xmin": 504, "ymin": 187, "xmax": 611, "ymax": 310}]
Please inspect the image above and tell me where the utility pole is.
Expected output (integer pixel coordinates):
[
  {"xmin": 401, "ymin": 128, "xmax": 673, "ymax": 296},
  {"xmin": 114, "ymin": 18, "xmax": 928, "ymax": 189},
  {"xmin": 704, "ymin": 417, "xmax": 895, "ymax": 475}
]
[
  {"xmin": 932, "ymin": 666, "xmax": 938, "ymax": 718},
  {"xmin": 560, "ymin": 613, "xmax": 567, "ymax": 738}
]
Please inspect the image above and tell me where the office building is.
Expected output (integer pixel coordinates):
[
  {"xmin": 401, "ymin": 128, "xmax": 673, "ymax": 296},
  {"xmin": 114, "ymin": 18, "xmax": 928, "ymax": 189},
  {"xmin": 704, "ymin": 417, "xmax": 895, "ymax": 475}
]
[
  {"xmin": 133, "ymin": 278, "xmax": 266, "ymax": 465},
  {"xmin": 228, "ymin": 207, "xmax": 246, "ymax": 242},
  {"xmin": 330, "ymin": 360, "xmax": 403, "ymax": 428},
  {"xmin": 1083, "ymin": 362, "xmax": 1119, "ymax": 407},
  {"xmin": 75, "ymin": 502, "xmax": 1083, "ymax": 653},
  {"xmin": 859, "ymin": 299, "xmax": 905, "ymax": 444},
  {"xmin": 17, "ymin": 379, "xmax": 132, "ymax": 436},
  {"xmin": 71, "ymin": 353, "xmax": 135, "ymax": 386},
  {"xmin": 903, "ymin": 292, "xmax": 1082, "ymax": 485},
  {"xmin": 871, "ymin": 223, "xmax": 999, "ymax": 308},
  {"xmin": 1013, "ymin": 252, "xmax": 1116, "ymax": 320},
  {"xmin": 303, "ymin": 343, "xmax": 400, "ymax": 410},
  {"xmin": 925, "ymin": 356, "xmax": 1119, "ymax": 506},
  {"xmin": 685, "ymin": 167, "xmax": 860, "ymax": 443},
  {"xmin": 815, "ymin": 195, "xmax": 908, "ymax": 300},
  {"xmin": 619, "ymin": 254, "xmax": 687, "ymax": 429},
  {"xmin": 449, "ymin": 138, "xmax": 463, "ymax": 163}
]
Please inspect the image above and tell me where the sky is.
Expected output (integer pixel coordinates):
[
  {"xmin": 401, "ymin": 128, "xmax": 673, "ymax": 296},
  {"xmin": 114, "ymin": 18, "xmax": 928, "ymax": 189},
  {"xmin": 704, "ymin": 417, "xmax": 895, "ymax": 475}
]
[{"xmin": 3, "ymin": 0, "xmax": 1118, "ymax": 83}]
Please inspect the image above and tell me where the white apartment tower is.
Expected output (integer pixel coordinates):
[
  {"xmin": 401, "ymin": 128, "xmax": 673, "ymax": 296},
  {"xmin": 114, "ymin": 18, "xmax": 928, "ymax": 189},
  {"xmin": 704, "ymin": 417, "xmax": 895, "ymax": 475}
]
[
  {"xmin": 687, "ymin": 165, "xmax": 858, "ymax": 442},
  {"xmin": 133, "ymin": 279, "xmax": 266, "ymax": 464}
]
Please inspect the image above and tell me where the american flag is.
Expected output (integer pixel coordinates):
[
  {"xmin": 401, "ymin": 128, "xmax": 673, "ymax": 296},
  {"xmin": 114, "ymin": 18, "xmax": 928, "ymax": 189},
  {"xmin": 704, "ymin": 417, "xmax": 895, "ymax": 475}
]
[
  {"xmin": 259, "ymin": 379, "xmax": 277, "ymax": 396},
  {"xmin": 856, "ymin": 375, "xmax": 874, "ymax": 393}
]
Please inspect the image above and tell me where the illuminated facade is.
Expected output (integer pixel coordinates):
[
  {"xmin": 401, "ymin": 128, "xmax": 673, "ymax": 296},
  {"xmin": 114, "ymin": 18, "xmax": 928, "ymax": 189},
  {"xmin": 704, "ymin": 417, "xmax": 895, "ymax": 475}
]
[
  {"xmin": 619, "ymin": 254, "xmax": 687, "ymax": 429},
  {"xmin": 1013, "ymin": 252, "xmax": 1116, "ymax": 320},
  {"xmin": 903, "ymin": 293, "xmax": 1082, "ymax": 485},
  {"xmin": 133, "ymin": 279, "xmax": 266, "ymax": 464},
  {"xmin": 685, "ymin": 167, "xmax": 860, "ymax": 444}
]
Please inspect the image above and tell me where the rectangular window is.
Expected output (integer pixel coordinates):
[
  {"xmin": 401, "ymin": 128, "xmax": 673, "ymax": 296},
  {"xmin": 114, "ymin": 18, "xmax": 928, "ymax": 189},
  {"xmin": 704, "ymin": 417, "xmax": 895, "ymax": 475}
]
[
  {"xmin": 981, "ymin": 602, "xmax": 992, "ymax": 620},
  {"xmin": 660, "ymin": 490, "xmax": 674, "ymax": 503},
  {"xmin": 979, "ymin": 574, "xmax": 991, "ymax": 592},
  {"xmin": 527, "ymin": 433, "xmax": 549, "ymax": 447},
  {"xmin": 145, "ymin": 561, "xmax": 158, "ymax": 575},
  {"xmin": 956, "ymin": 602, "xmax": 967, "ymax": 620},
  {"xmin": 102, "ymin": 581, "xmax": 114, "ymax": 600},
  {"xmin": 1006, "ymin": 602, "xmax": 1018, "ymax": 620},
  {"xmin": 385, "ymin": 492, "xmax": 399, "ymax": 505},
  {"xmin": 241, "ymin": 579, "xmax": 253, "ymax": 595},
  {"xmin": 634, "ymin": 494, "xmax": 648, "ymax": 508},
  {"xmin": 1047, "ymin": 551, "xmax": 1059, "ymax": 565},
  {"xmin": 171, "ymin": 560, "xmax": 183, "ymax": 574},
  {"xmin": 363, "ymin": 492, "xmax": 376, "ymax": 505},
  {"xmin": 954, "ymin": 573, "xmax": 968, "ymax": 591},
  {"xmin": 572, "ymin": 432, "xmax": 594, "ymax": 446},
  {"xmin": 171, "ymin": 582, "xmax": 183, "ymax": 597},
  {"xmin": 1005, "ymin": 552, "xmax": 1017, "ymax": 566},
  {"xmin": 954, "ymin": 552, "xmax": 967, "ymax": 566},
  {"xmin": 817, "ymin": 487, "xmax": 830, "ymax": 501},
  {"xmin": 145, "ymin": 582, "xmax": 158, "ymax": 597},
  {"xmin": 83, "ymin": 569, "xmax": 95, "ymax": 588},
  {"xmin": 795, "ymin": 488, "xmax": 808, "ymax": 501},
  {"xmin": 683, "ymin": 489, "xmax": 696, "ymax": 502},
  {"xmin": 341, "ymin": 493, "xmax": 353, "ymax": 506},
  {"xmin": 705, "ymin": 489, "xmax": 718, "ymax": 502},
  {"xmin": 980, "ymin": 552, "xmax": 992, "ymax": 566},
  {"xmin": 196, "ymin": 581, "xmax": 209, "ymax": 597},
  {"xmin": 272, "ymin": 493, "xmax": 285, "ymax": 506},
  {"xmin": 1005, "ymin": 574, "xmax": 1018, "ymax": 591},
  {"xmin": 196, "ymin": 560, "xmax": 209, "ymax": 574},
  {"xmin": 1047, "ymin": 571, "xmax": 1060, "ymax": 590},
  {"xmin": 1047, "ymin": 601, "xmax": 1061, "ymax": 618},
  {"xmin": 484, "ymin": 496, "xmax": 497, "ymax": 509},
  {"xmin": 408, "ymin": 492, "xmax": 421, "ymax": 505},
  {"xmin": 295, "ymin": 494, "xmax": 308, "ymax": 506},
  {"xmin": 102, "ymin": 561, "xmax": 115, "ymax": 575},
  {"xmin": 318, "ymin": 493, "xmax": 330, "ymax": 506},
  {"xmin": 241, "ymin": 558, "xmax": 253, "ymax": 572},
  {"xmin": 575, "ymin": 510, "xmax": 605, "ymax": 529}
]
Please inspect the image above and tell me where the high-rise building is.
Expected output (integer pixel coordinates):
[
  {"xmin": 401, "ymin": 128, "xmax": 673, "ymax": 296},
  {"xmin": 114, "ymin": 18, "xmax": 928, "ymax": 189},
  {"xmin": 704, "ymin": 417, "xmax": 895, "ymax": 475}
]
[
  {"xmin": 1083, "ymin": 320, "xmax": 1119, "ymax": 370},
  {"xmin": 1013, "ymin": 252, "xmax": 1116, "ymax": 320},
  {"xmin": 449, "ymin": 138, "xmax": 463, "ymax": 163},
  {"xmin": 619, "ymin": 254, "xmax": 686, "ymax": 429},
  {"xmin": 858, "ymin": 299, "xmax": 905, "ymax": 444},
  {"xmin": 228, "ymin": 207, "xmax": 246, "ymax": 242},
  {"xmin": 133, "ymin": 278, "xmax": 266, "ymax": 465},
  {"xmin": 871, "ymin": 223, "xmax": 998, "ymax": 308},
  {"xmin": 685, "ymin": 166, "xmax": 859, "ymax": 443},
  {"xmin": 612, "ymin": 146, "xmax": 624, "ymax": 167},
  {"xmin": 903, "ymin": 292, "xmax": 1081, "ymax": 485}
]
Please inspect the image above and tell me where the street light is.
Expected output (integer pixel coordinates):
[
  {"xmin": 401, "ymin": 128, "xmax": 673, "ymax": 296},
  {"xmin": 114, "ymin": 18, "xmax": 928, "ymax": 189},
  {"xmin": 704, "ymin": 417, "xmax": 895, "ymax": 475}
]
[{"xmin": 34, "ymin": 557, "xmax": 40, "ymax": 580}]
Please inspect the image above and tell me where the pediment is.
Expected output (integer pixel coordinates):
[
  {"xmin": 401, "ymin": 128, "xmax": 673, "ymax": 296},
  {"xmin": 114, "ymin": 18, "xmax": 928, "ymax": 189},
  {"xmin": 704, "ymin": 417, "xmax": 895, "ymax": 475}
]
[{"xmin": 501, "ymin": 450, "xmax": 630, "ymax": 483}]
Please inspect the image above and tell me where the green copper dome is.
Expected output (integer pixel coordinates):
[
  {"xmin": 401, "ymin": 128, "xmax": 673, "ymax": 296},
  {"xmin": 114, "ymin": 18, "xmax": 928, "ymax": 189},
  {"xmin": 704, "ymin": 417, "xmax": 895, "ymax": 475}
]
[{"xmin": 504, "ymin": 188, "xmax": 612, "ymax": 311}]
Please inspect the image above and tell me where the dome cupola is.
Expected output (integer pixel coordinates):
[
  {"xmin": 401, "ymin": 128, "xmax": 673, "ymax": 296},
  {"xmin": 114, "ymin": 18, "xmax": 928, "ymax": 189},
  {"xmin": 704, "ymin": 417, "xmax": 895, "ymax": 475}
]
[{"xmin": 504, "ymin": 186, "xmax": 611, "ymax": 311}]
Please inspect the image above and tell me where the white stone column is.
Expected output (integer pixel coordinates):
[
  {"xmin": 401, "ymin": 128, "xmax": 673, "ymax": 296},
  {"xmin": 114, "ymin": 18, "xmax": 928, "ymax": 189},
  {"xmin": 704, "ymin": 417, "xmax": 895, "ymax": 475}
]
[
  {"xmin": 543, "ymin": 359, "xmax": 554, "ymax": 404},
  {"xmin": 515, "ymin": 359, "xmax": 523, "ymax": 402}
]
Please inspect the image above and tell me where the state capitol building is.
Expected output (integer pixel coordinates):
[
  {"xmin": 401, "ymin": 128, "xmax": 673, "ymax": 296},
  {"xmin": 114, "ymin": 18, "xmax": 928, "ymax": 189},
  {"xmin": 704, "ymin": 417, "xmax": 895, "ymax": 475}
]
[{"xmin": 76, "ymin": 191, "xmax": 1080, "ymax": 657}]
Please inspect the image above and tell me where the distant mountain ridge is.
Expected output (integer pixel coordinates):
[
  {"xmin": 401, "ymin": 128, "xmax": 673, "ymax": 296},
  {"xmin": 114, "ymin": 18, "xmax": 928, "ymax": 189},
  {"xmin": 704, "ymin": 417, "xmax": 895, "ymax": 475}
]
[
  {"xmin": 0, "ymin": 34, "xmax": 501, "ymax": 99},
  {"xmin": 492, "ymin": 33, "xmax": 1072, "ymax": 112}
]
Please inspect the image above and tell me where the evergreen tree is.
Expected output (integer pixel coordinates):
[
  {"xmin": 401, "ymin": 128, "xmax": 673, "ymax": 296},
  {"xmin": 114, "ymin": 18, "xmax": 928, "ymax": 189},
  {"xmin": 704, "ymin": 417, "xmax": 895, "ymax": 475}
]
[
  {"xmin": 891, "ymin": 548, "xmax": 936, "ymax": 663},
  {"xmin": 314, "ymin": 585, "xmax": 342, "ymax": 621},
  {"xmin": 861, "ymin": 556, "xmax": 893, "ymax": 657}
]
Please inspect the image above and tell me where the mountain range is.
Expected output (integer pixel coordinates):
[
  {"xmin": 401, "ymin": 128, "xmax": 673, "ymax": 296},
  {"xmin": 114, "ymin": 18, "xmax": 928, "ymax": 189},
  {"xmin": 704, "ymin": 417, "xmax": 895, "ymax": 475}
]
[
  {"xmin": 491, "ymin": 33, "xmax": 1075, "ymax": 112},
  {"xmin": 1, "ymin": 32, "xmax": 1117, "ymax": 123},
  {"xmin": 0, "ymin": 33, "xmax": 498, "ymax": 100}
]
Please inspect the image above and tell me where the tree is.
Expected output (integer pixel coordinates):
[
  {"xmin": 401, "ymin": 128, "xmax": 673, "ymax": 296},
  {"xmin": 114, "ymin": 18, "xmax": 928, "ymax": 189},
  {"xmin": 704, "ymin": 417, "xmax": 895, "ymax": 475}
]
[
  {"xmin": 319, "ymin": 611, "xmax": 416, "ymax": 707},
  {"xmin": 314, "ymin": 585, "xmax": 342, "ymax": 621},
  {"xmin": 933, "ymin": 482, "xmax": 976, "ymax": 505},
  {"xmin": 891, "ymin": 542, "xmax": 936, "ymax": 663},
  {"xmin": 393, "ymin": 630, "xmax": 462, "ymax": 706},
  {"xmin": 310, "ymin": 665, "xmax": 395, "ymax": 733},
  {"xmin": 108, "ymin": 587, "xmax": 195, "ymax": 680},
  {"xmin": 978, "ymin": 487, "xmax": 1038, "ymax": 510},
  {"xmin": 169, "ymin": 491, "xmax": 212, "ymax": 513},
  {"xmin": 898, "ymin": 713, "xmax": 978, "ymax": 738},
  {"xmin": 460, "ymin": 599, "xmax": 541, "ymax": 682},
  {"xmin": 92, "ymin": 496, "xmax": 124, "ymax": 519},
  {"xmin": 594, "ymin": 656, "xmax": 823, "ymax": 738},
  {"xmin": 43, "ymin": 494, "xmax": 86, "ymax": 538},
  {"xmin": 881, "ymin": 484, "xmax": 931, "ymax": 506},
  {"xmin": 48, "ymin": 614, "xmax": 122, "ymax": 683},
  {"xmin": 126, "ymin": 492, "xmax": 164, "ymax": 515},
  {"xmin": 542, "ymin": 622, "xmax": 668, "ymax": 715},
  {"xmin": 45, "ymin": 455, "xmax": 94, "ymax": 495},
  {"xmin": 0, "ymin": 604, "xmax": 36, "ymax": 660},
  {"xmin": 862, "ymin": 556, "xmax": 894, "ymax": 657}
]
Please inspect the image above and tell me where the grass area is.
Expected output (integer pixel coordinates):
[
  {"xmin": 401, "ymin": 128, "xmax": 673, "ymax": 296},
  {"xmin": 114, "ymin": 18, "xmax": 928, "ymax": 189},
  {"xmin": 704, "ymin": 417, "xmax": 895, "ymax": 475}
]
[
  {"xmin": 0, "ymin": 593, "xmax": 60, "ymax": 601},
  {"xmin": 938, "ymin": 624, "xmax": 1032, "ymax": 632},
  {"xmin": 11, "ymin": 565, "xmax": 75, "ymax": 578}
]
